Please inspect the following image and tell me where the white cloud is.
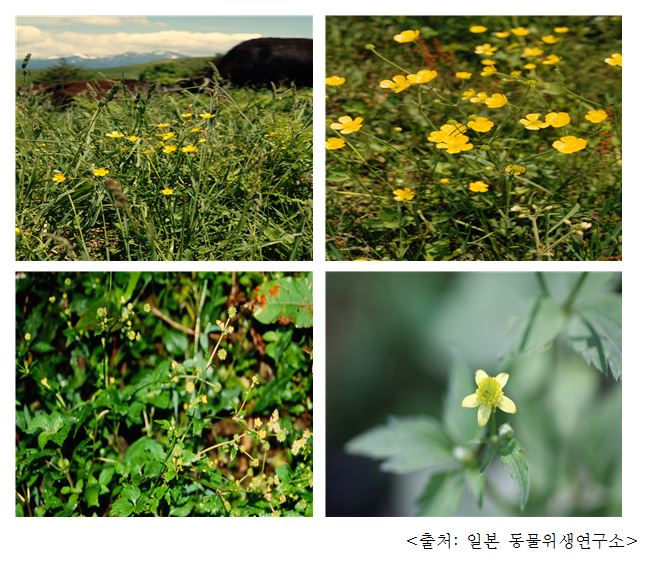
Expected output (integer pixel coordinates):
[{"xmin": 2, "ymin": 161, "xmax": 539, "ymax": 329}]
[
  {"xmin": 16, "ymin": 27, "xmax": 261, "ymax": 58},
  {"xmin": 17, "ymin": 16, "xmax": 159, "ymax": 27}
]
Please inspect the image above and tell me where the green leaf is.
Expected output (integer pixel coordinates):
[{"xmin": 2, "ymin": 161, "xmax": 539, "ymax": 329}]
[
  {"xmin": 345, "ymin": 416, "xmax": 455, "ymax": 474},
  {"xmin": 515, "ymin": 297, "xmax": 565, "ymax": 354},
  {"xmin": 480, "ymin": 444, "xmax": 498, "ymax": 474},
  {"xmin": 416, "ymin": 471, "xmax": 464, "ymax": 515},
  {"xmin": 253, "ymin": 276, "xmax": 312, "ymax": 328},
  {"xmin": 566, "ymin": 293, "xmax": 621, "ymax": 381},
  {"xmin": 110, "ymin": 498, "xmax": 134, "ymax": 517},
  {"xmin": 84, "ymin": 482, "xmax": 100, "ymax": 507},
  {"xmin": 499, "ymin": 437, "xmax": 529, "ymax": 510}
]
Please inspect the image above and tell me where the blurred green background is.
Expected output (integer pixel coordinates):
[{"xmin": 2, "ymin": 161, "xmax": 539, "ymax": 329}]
[{"xmin": 326, "ymin": 272, "xmax": 621, "ymax": 516}]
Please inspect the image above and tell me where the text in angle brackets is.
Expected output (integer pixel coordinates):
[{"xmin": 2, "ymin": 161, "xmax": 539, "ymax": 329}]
[{"xmin": 406, "ymin": 532, "xmax": 638, "ymax": 550}]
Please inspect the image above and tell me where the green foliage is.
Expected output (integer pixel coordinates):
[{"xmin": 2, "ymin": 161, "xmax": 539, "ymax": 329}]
[
  {"xmin": 37, "ymin": 59, "xmax": 91, "ymax": 83},
  {"xmin": 326, "ymin": 16, "xmax": 621, "ymax": 260},
  {"xmin": 16, "ymin": 81, "xmax": 312, "ymax": 261},
  {"xmin": 16, "ymin": 272, "xmax": 313, "ymax": 516},
  {"xmin": 253, "ymin": 276, "xmax": 313, "ymax": 328}
]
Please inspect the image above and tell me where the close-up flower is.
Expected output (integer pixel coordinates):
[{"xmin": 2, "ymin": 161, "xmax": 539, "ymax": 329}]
[
  {"xmin": 511, "ymin": 27, "xmax": 529, "ymax": 36},
  {"xmin": 162, "ymin": 145, "xmax": 178, "ymax": 154},
  {"xmin": 330, "ymin": 115, "xmax": 364, "ymax": 134},
  {"xmin": 161, "ymin": 187, "xmax": 175, "ymax": 196},
  {"xmin": 393, "ymin": 187, "xmax": 415, "ymax": 201},
  {"xmin": 181, "ymin": 144, "xmax": 198, "ymax": 153},
  {"xmin": 468, "ymin": 180, "xmax": 489, "ymax": 193},
  {"xmin": 542, "ymin": 55, "xmax": 561, "ymax": 65},
  {"xmin": 462, "ymin": 369, "xmax": 516, "ymax": 426},
  {"xmin": 585, "ymin": 109, "xmax": 609, "ymax": 123},
  {"xmin": 92, "ymin": 167, "xmax": 109, "ymax": 177},
  {"xmin": 379, "ymin": 75, "xmax": 411, "ymax": 93},
  {"xmin": 544, "ymin": 112, "xmax": 571, "ymax": 128},
  {"xmin": 393, "ymin": 29, "xmax": 420, "ymax": 43},
  {"xmin": 325, "ymin": 137, "xmax": 346, "ymax": 150},
  {"xmin": 520, "ymin": 113, "xmax": 549, "ymax": 130},
  {"xmin": 604, "ymin": 53, "xmax": 622, "ymax": 67},
  {"xmin": 326, "ymin": 76, "xmax": 346, "ymax": 86},
  {"xmin": 469, "ymin": 25, "xmax": 487, "ymax": 33},
  {"xmin": 469, "ymin": 91, "xmax": 489, "ymax": 103},
  {"xmin": 467, "ymin": 116, "xmax": 494, "ymax": 133},
  {"xmin": 407, "ymin": 69, "xmax": 438, "ymax": 84},
  {"xmin": 52, "ymin": 172, "xmax": 66, "ymax": 183},
  {"xmin": 484, "ymin": 93, "xmax": 508, "ymax": 108},
  {"xmin": 552, "ymin": 135, "xmax": 588, "ymax": 154},
  {"xmin": 475, "ymin": 43, "xmax": 497, "ymax": 56}
]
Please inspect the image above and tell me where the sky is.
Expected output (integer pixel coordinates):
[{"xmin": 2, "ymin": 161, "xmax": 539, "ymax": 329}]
[{"xmin": 16, "ymin": 16, "xmax": 313, "ymax": 58}]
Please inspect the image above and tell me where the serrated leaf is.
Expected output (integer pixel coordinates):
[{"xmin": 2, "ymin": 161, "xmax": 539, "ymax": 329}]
[
  {"xmin": 345, "ymin": 416, "xmax": 454, "ymax": 474},
  {"xmin": 110, "ymin": 498, "xmax": 134, "ymax": 517},
  {"xmin": 253, "ymin": 276, "xmax": 312, "ymax": 328},
  {"xmin": 499, "ymin": 438, "xmax": 529, "ymax": 510},
  {"xmin": 416, "ymin": 471, "xmax": 464, "ymax": 516},
  {"xmin": 566, "ymin": 294, "xmax": 621, "ymax": 381}
]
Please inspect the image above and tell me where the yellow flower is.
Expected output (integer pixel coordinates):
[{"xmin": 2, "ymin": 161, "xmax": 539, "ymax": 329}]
[
  {"xmin": 481, "ymin": 65, "xmax": 496, "ymax": 77},
  {"xmin": 393, "ymin": 29, "xmax": 420, "ymax": 43},
  {"xmin": 462, "ymin": 369, "xmax": 516, "ymax": 426},
  {"xmin": 143, "ymin": 149, "xmax": 155, "ymax": 155},
  {"xmin": 190, "ymin": 127, "xmax": 203, "ymax": 133},
  {"xmin": 544, "ymin": 112, "xmax": 571, "ymax": 128},
  {"xmin": 379, "ymin": 74, "xmax": 412, "ymax": 93},
  {"xmin": 484, "ymin": 93, "xmax": 508, "ymax": 108},
  {"xmin": 439, "ymin": 177, "xmax": 450, "ymax": 184},
  {"xmin": 156, "ymin": 132, "xmax": 175, "ymax": 140},
  {"xmin": 93, "ymin": 167, "xmax": 109, "ymax": 177},
  {"xmin": 407, "ymin": 69, "xmax": 438, "ymax": 84},
  {"xmin": 542, "ymin": 35, "xmax": 558, "ymax": 44},
  {"xmin": 52, "ymin": 172, "xmax": 66, "ymax": 183},
  {"xmin": 505, "ymin": 164, "xmax": 526, "ymax": 176},
  {"xmin": 585, "ymin": 109, "xmax": 608, "ymax": 124},
  {"xmin": 523, "ymin": 47, "xmax": 544, "ymax": 57},
  {"xmin": 156, "ymin": 123, "xmax": 171, "ymax": 128},
  {"xmin": 475, "ymin": 43, "xmax": 497, "ymax": 56},
  {"xmin": 520, "ymin": 113, "xmax": 549, "ymax": 130},
  {"xmin": 330, "ymin": 115, "xmax": 364, "ymax": 134},
  {"xmin": 428, "ymin": 124, "xmax": 473, "ymax": 154},
  {"xmin": 462, "ymin": 89, "xmax": 476, "ymax": 100},
  {"xmin": 467, "ymin": 116, "xmax": 494, "ymax": 133},
  {"xmin": 181, "ymin": 144, "xmax": 198, "ymax": 153},
  {"xmin": 469, "ymin": 25, "xmax": 487, "ymax": 33},
  {"xmin": 494, "ymin": 31, "xmax": 510, "ymax": 38},
  {"xmin": 181, "ymin": 113, "xmax": 193, "ymax": 118},
  {"xmin": 469, "ymin": 91, "xmax": 489, "ymax": 103},
  {"xmin": 198, "ymin": 138, "xmax": 207, "ymax": 144},
  {"xmin": 553, "ymin": 135, "xmax": 588, "ymax": 154},
  {"xmin": 605, "ymin": 53, "xmax": 622, "ymax": 67},
  {"xmin": 199, "ymin": 113, "xmax": 216, "ymax": 119},
  {"xmin": 542, "ymin": 55, "xmax": 561, "ymax": 65},
  {"xmin": 468, "ymin": 180, "xmax": 489, "ymax": 193},
  {"xmin": 127, "ymin": 135, "xmax": 139, "ymax": 142},
  {"xmin": 480, "ymin": 59, "xmax": 496, "ymax": 66},
  {"xmin": 554, "ymin": 26, "xmax": 570, "ymax": 33},
  {"xmin": 325, "ymin": 137, "xmax": 346, "ymax": 150},
  {"xmin": 393, "ymin": 187, "xmax": 415, "ymax": 201},
  {"xmin": 511, "ymin": 27, "xmax": 529, "ymax": 36},
  {"xmin": 455, "ymin": 71, "xmax": 472, "ymax": 80},
  {"xmin": 523, "ymin": 63, "xmax": 537, "ymax": 70},
  {"xmin": 185, "ymin": 380, "xmax": 194, "ymax": 393},
  {"xmin": 163, "ymin": 145, "xmax": 177, "ymax": 154},
  {"xmin": 326, "ymin": 76, "xmax": 346, "ymax": 86},
  {"xmin": 510, "ymin": 70, "xmax": 522, "ymax": 77},
  {"xmin": 105, "ymin": 131, "xmax": 124, "ymax": 138}
]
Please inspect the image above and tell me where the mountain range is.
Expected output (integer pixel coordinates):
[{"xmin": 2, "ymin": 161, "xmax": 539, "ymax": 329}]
[{"xmin": 17, "ymin": 51, "xmax": 192, "ymax": 70}]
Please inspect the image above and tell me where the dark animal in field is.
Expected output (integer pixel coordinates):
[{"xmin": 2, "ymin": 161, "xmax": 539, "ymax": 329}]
[
  {"xmin": 27, "ymin": 79, "xmax": 151, "ymax": 107},
  {"xmin": 214, "ymin": 37, "xmax": 312, "ymax": 87}
]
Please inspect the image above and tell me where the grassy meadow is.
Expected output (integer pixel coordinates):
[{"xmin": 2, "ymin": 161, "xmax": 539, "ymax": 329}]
[
  {"xmin": 16, "ymin": 62, "xmax": 312, "ymax": 261},
  {"xmin": 325, "ymin": 16, "xmax": 621, "ymax": 261}
]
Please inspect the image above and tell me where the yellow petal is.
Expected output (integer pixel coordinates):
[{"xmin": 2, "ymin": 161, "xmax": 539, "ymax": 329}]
[
  {"xmin": 477, "ymin": 405, "xmax": 491, "ymax": 426},
  {"xmin": 475, "ymin": 369, "xmax": 488, "ymax": 386},
  {"xmin": 496, "ymin": 372, "xmax": 509, "ymax": 388},
  {"xmin": 462, "ymin": 393, "xmax": 479, "ymax": 408},
  {"xmin": 498, "ymin": 395, "xmax": 517, "ymax": 414}
]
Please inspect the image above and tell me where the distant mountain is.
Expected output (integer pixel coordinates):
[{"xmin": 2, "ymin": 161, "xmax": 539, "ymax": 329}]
[{"xmin": 17, "ymin": 51, "xmax": 192, "ymax": 70}]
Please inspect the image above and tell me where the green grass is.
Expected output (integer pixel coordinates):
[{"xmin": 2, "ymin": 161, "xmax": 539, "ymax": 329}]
[
  {"xmin": 16, "ymin": 80, "xmax": 312, "ymax": 260},
  {"xmin": 325, "ymin": 16, "xmax": 621, "ymax": 260}
]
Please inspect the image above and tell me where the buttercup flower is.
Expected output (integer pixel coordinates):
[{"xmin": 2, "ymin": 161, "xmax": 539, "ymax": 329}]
[
  {"xmin": 468, "ymin": 180, "xmax": 489, "ymax": 193},
  {"xmin": 542, "ymin": 35, "xmax": 558, "ymax": 44},
  {"xmin": 553, "ymin": 135, "xmax": 588, "ymax": 154},
  {"xmin": 393, "ymin": 187, "xmax": 415, "ymax": 201},
  {"xmin": 162, "ymin": 145, "xmax": 177, "ymax": 154},
  {"xmin": 379, "ymin": 75, "xmax": 412, "ymax": 93},
  {"xmin": 494, "ymin": 31, "xmax": 510, "ymax": 38},
  {"xmin": 407, "ymin": 69, "xmax": 438, "ymax": 84},
  {"xmin": 428, "ymin": 123, "xmax": 472, "ymax": 154},
  {"xmin": 485, "ymin": 93, "xmax": 508, "ymax": 108},
  {"xmin": 455, "ymin": 71, "xmax": 472, "ymax": 80},
  {"xmin": 467, "ymin": 116, "xmax": 494, "ymax": 133},
  {"xmin": 330, "ymin": 115, "xmax": 364, "ymax": 134},
  {"xmin": 156, "ymin": 132, "xmax": 175, "ymax": 140},
  {"xmin": 181, "ymin": 144, "xmax": 198, "ymax": 153},
  {"xmin": 480, "ymin": 59, "xmax": 496, "ymax": 66},
  {"xmin": 326, "ymin": 76, "xmax": 346, "ymax": 86},
  {"xmin": 469, "ymin": 25, "xmax": 487, "ymax": 33},
  {"xmin": 523, "ymin": 47, "xmax": 544, "ymax": 57},
  {"xmin": 199, "ymin": 113, "xmax": 216, "ymax": 119},
  {"xmin": 524, "ymin": 63, "xmax": 537, "ymax": 70},
  {"xmin": 554, "ymin": 26, "xmax": 570, "ymax": 33},
  {"xmin": 52, "ymin": 172, "xmax": 66, "ymax": 183},
  {"xmin": 93, "ymin": 167, "xmax": 109, "ymax": 177},
  {"xmin": 325, "ymin": 137, "xmax": 346, "ymax": 150},
  {"xmin": 439, "ymin": 177, "xmax": 450, "ymax": 184},
  {"xmin": 544, "ymin": 112, "xmax": 571, "ymax": 128},
  {"xmin": 127, "ymin": 135, "xmax": 139, "ymax": 142},
  {"xmin": 181, "ymin": 113, "xmax": 193, "ymax": 118},
  {"xmin": 481, "ymin": 65, "xmax": 497, "ymax": 77},
  {"xmin": 605, "ymin": 53, "xmax": 622, "ymax": 67},
  {"xmin": 394, "ymin": 29, "xmax": 420, "ymax": 43},
  {"xmin": 475, "ymin": 43, "xmax": 497, "ymax": 56},
  {"xmin": 161, "ymin": 187, "xmax": 175, "ymax": 196},
  {"xmin": 520, "ymin": 113, "xmax": 549, "ymax": 130},
  {"xmin": 505, "ymin": 164, "xmax": 527, "ymax": 176},
  {"xmin": 585, "ymin": 109, "xmax": 608, "ymax": 124},
  {"xmin": 542, "ymin": 55, "xmax": 561, "ymax": 65},
  {"xmin": 462, "ymin": 369, "xmax": 516, "ymax": 426},
  {"xmin": 511, "ymin": 27, "xmax": 529, "ymax": 36},
  {"xmin": 105, "ymin": 131, "xmax": 124, "ymax": 138},
  {"xmin": 469, "ymin": 91, "xmax": 489, "ymax": 103},
  {"xmin": 510, "ymin": 70, "xmax": 522, "ymax": 77}
]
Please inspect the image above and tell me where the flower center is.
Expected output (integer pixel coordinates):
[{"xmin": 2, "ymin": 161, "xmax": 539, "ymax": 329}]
[{"xmin": 476, "ymin": 377, "xmax": 503, "ymax": 407}]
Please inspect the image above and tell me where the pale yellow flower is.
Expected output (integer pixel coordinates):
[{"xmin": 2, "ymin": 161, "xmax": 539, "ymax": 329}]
[{"xmin": 462, "ymin": 369, "xmax": 516, "ymax": 426}]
